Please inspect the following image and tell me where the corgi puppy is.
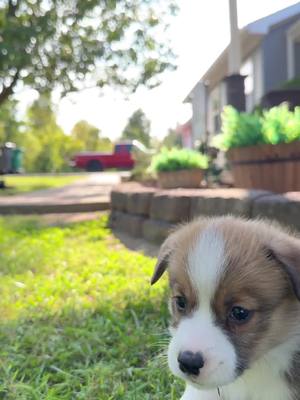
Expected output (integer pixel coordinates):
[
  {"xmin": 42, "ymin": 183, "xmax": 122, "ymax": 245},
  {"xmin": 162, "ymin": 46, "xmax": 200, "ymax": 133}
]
[{"xmin": 151, "ymin": 217, "xmax": 300, "ymax": 400}]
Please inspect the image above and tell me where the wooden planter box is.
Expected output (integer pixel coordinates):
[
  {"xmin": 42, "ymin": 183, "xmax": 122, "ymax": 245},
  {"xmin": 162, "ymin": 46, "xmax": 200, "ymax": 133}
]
[
  {"xmin": 157, "ymin": 169, "xmax": 204, "ymax": 189},
  {"xmin": 228, "ymin": 142, "xmax": 300, "ymax": 193}
]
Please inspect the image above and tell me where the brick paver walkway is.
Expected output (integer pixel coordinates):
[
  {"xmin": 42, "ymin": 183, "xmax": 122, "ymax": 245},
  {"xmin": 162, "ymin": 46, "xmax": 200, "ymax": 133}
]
[{"xmin": 0, "ymin": 172, "xmax": 122, "ymax": 214}]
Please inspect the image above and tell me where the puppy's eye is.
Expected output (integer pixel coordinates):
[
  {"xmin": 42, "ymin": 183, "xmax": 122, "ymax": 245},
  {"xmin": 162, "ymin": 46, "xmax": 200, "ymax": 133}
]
[
  {"xmin": 229, "ymin": 306, "xmax": 252, "ymax": 324},
  {"xmin": 174, "ymin": 296, "xmax": 187, "ymax": 312}
]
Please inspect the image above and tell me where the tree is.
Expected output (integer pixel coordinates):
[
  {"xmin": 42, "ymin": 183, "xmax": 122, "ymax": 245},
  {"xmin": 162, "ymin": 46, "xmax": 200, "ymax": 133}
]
[
  {"xmin": 71, "ymin": 121, "xmax": 101, "ymax": 151},
  {"xmin": 71, "ymin": 120, "xmax": 112, "ymax": 151},
  {"xmin": 160, "ymin": 128, "xmax": 182, "ymax": 148},
  {"xmin": 121, "ymin": 109, "xmax": 151, "ymax": 147},
  {"xmin": 21, "ymin": 95, "xmax": 73, "ymax": 172},
  {"xmin": 0, "ymin": 0, "xmax": 177, "ymax": 106},
  {"xmin": 0, "ymin": 99, "xmax": 21, "ymax": 143}
]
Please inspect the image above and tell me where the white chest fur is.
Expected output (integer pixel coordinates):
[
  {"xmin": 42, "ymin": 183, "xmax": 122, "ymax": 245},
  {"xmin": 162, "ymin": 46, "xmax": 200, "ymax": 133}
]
[
  {"xmin": 220, "ymin": 363, "xmax": 291, "ymax": 400},
  {"xmin": 181, "ymin": 340, "xmax": 296, "ymax": 400},
  {"xmin": 182, "ymin": 376, "xmax": 291, "ymax": 400}
]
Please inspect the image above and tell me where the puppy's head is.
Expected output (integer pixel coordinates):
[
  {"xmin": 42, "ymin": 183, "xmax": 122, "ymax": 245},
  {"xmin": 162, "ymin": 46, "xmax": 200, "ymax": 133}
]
[{"xmin": 151, "ymin": 217, "xmax": 300, "ymax": 390}]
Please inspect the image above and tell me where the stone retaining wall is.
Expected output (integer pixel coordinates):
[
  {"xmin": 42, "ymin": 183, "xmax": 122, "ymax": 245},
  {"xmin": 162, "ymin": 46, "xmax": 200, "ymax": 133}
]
[{"xmin": 109, "ymin": 183, "xmax": 300, "ymax": 244}]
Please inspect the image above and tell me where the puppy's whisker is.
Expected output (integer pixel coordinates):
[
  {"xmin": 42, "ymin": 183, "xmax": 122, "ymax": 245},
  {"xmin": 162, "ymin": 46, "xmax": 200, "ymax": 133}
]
[{"xmin": 149, "ymin": 340, "xmax": 169, "ymax": 349}]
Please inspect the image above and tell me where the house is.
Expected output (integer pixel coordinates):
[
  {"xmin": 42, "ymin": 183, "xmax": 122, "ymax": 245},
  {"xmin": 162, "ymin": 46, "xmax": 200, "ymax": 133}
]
[
  {"xmin": 176, "ymin": 120, "xmax": 193, "ymax": 148},
  {"xmin": 185, "ymin": 2, "xmax": 300, "ymax": 146}
]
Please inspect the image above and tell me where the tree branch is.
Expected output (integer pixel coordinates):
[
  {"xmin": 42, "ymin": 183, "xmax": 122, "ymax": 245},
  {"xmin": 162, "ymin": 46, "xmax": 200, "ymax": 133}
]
[
  {"xmin": 8, "ymin": 0, "xmax": 19, "ymax": 17},
  {"xmin": 0, "ymin": 71, "xmax": 19, "ymax": 106}
]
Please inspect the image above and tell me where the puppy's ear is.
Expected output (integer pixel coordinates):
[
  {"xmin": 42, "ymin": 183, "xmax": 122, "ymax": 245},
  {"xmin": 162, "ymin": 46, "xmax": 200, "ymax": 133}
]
[
  {"xmin": 267, "ymin": 236, "xmax": 300, "ymax": 301},
  {"xmin": 151, "ymin": 234, "xmax": 176, "ymax": 285}
]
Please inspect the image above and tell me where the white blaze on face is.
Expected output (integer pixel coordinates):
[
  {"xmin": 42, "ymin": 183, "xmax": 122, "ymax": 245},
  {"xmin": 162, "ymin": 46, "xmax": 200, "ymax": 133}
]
[{"xmin": 168, "ymin": 227, "xmax": 238, "ymax": 389}]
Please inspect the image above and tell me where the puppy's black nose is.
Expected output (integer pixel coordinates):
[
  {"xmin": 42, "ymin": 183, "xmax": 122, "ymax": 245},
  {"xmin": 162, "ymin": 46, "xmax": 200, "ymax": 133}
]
[{"xmin": 178, "ymin": 351, "xmax": 204, "ymax": 376}]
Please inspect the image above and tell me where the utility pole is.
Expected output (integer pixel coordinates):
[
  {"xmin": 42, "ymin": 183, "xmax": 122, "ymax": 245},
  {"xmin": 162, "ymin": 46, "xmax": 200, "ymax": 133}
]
[
  {"xmin": 228, "ymin": 0, "xmax": 241, "ymax": 74},
  {"xmin": 224, "ymin": 0, "xmax": 246, "ymax": 111}
]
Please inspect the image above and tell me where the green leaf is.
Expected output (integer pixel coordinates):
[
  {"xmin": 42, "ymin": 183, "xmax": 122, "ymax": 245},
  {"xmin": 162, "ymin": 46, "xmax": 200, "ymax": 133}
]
[
  {"xmin": 0, "ymin": 0, "xmax": 178, "ymax": 104},
  {"xmin": 150, "ymin": 147, "xmax": 209, "ymax": 172}
]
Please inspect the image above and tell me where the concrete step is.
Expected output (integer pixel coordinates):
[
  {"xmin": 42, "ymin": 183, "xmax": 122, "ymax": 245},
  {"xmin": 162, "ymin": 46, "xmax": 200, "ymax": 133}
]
[{"xmin": 0, "ymin": 199, "xmax": 110, "ymax": 215}]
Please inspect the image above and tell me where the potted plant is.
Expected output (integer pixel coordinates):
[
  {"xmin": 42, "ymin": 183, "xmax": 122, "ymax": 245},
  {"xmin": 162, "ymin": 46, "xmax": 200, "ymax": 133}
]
[
  {"xmin": 150, "ymin": 147, "xmax": 209, "ymax": 189},
  {"xmin": 214, "ymin": 105, "xmax": 300, "ymax": 193}
]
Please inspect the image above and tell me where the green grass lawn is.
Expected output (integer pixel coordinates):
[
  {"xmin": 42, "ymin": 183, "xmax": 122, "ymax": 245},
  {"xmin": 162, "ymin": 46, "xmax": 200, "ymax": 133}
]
[
  {"xmin": 0, "ymin": 214, "xmax": 183, "ymax": 399},
  {"xmin": 0, "ymin": 175, "xmax": 86, "ymax": 196}
]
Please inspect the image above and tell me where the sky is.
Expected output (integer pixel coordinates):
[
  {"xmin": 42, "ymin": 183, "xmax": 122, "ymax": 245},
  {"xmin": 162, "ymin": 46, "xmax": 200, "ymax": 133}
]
[{"xmin": 16, "ymin": 0, "xmax": 300, "ymax": 140}]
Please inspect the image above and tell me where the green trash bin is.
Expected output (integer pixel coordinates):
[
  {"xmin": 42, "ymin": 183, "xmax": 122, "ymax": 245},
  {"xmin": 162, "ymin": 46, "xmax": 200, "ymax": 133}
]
[{"xmin": 12, "ymin": 148, "xmax": 23, "ymax": 173}]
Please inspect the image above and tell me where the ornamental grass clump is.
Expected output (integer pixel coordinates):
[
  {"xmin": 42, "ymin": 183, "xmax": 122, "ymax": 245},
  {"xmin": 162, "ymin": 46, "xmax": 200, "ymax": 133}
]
[
  {"xmin": 214, "ymin": 104, "xmax": 300, "ymax": 150},
  {"xmin": 150, "ymin": 147, "xmax": 209, "ymax": 173},
  {"xmin": 213, "ymin": 106, "xmax": 263, "ymax": 150},
  {"xmin": 262, "ymin": 104, "xmax": 300, "ymax": 145}
]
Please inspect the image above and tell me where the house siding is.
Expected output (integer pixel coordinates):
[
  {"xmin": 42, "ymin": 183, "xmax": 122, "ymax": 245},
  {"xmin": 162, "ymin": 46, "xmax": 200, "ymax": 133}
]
[
  {"xmin": 240, "ymin": 47, "xmax": 263, "ymax": 111},
  {"xmin": 207, "ymin": 82, "xmax": 227, "ymax": 138},
  {"xmin": 191, "ymin": 82, "xmax": 207, "ymax": 144},
  {"xmin": 262, "ymin": 16, "xmax": 300, "ymax": 93},
  {"xmin": 294, "ymin": 41, "xmax": 300, "ymax": 76},
  {"xmin": 253, "ymin": 48, "xmax": 264, "ymax": 104}
]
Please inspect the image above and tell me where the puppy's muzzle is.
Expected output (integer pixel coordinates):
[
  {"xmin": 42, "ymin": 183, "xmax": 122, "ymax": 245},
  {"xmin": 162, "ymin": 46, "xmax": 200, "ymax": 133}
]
[{"xmin": 177, "ymin": 351, "xmax": 204, "ymax": 376}]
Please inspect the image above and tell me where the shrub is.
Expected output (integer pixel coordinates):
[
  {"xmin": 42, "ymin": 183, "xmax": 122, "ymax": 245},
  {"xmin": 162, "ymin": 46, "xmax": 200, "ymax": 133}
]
[
  {"xmin": 130, "ymin": 144, "xmax": 153, "ymax": 182},
  {"xmin": 214, "ymin": 104, "xmax": 300, "ymax": 150},
  {"xmin": 150, "ymin": 147, "xmax": 209, "ymax": 172},
  {"xmin": 262, "ymin": 104, "xmax": 300, "ymax": 144},
  {"xmin": 213, "ymin": 106, "xmax": 263, "ymax": 150}
]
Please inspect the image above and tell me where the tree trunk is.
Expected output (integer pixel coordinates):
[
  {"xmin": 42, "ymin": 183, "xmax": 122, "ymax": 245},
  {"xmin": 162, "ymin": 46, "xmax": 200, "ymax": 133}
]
[
  {"xmin": 8, "ymin": 0, "xmax": 20, "ymax": 17},
  {"xmin": 0, "ymin": 71, "xmax": 19, "ymax": 106}
]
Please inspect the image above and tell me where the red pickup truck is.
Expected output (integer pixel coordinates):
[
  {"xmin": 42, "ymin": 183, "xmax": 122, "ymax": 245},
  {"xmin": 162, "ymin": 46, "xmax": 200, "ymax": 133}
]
[{"xmin": 72, "ymin": 141, "xmax": 145, "ymax": 171}]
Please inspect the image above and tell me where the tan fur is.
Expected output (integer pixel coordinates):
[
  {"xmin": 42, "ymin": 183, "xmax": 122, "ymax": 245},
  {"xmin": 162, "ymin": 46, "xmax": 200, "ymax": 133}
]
[{"xmin": 213, "ymin": 219, "xmax": 300, "ymax": 366}]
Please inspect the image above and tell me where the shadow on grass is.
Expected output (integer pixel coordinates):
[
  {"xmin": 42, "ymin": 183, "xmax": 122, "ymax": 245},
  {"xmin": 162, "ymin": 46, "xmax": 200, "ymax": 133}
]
[{"xmin": 112, "ymin": 229, "xmax": 159, "ymax": 258}]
